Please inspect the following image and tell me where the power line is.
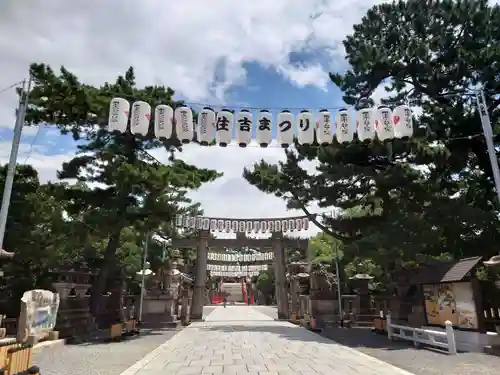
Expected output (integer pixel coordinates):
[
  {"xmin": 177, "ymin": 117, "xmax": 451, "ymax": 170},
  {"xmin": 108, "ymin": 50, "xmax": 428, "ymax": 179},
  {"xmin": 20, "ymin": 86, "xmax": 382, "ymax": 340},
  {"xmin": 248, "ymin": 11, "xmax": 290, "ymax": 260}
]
[
  {"xmin": 22, "ymin": 126, "xmax": 43, "ymax": 164},
  {"xmin": 0, "ymin": 80, "xmax": 24, "ymax": 95}
]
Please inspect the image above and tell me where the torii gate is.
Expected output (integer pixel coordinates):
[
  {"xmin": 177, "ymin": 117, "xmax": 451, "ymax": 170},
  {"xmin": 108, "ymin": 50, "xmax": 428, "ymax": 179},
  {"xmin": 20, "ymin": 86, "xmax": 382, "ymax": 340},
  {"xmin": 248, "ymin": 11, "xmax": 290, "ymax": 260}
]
[{"xmin": 172, "ymin": 231, "xmax": 309, "ymax": 320}]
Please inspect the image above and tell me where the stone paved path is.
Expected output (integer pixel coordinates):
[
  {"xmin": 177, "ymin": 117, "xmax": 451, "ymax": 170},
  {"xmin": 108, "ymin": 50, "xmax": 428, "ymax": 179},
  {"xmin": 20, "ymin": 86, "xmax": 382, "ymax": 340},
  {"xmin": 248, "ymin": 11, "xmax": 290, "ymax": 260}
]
[{"xmin": 121, "ymin": 306, "xmax": 413, "ymax": 374}]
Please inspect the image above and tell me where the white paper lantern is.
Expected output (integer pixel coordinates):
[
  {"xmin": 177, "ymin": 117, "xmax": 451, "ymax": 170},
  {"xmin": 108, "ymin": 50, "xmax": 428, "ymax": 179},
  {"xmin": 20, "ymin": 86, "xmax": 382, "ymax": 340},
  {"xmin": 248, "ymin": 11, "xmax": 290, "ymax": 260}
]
[
  {"xmin": 288, "ymin": 219, "xmax": 295, "ymax": 231},
  {"xmin": 231, "ymin": 221, "xmax": 238, "ymax": 232},
  {"xmin": 108, "ymin": 97, "xmax": 130, "ymax": 133},
  {"xmin": 281, "ymin": 220, "xmax": 289, "ymax": 232},
  {"xmin": 202, "ymin": 218, "xmax": 210, "ymax": 230},
  {"xmin": 210, "ymin": 219, "xmax": 217, "ymax": 231},
  {"xmin": 336, "ymin": 108, "xmax": 354, "ymax": 144},
  {"xmin": 130, "ymin": 101, "xmax": 151, "ymax": 136},
  {"xmin": 268, "ymin": 221, "xmax": 274, "ymax": 232},
  {"xmin": 274, "ymin": 220, "xmax": 281, "ymax": 232},
  {"xmin": 376, "ymin": 106, "xmax": 395, "ymax": 141},
  {"xmin": 224, "ymin": 220, "xmax": 231, "ymax": 232},
  {"xmin": 260, "ymin": 221, "xmax": 267, "ymax": 232},
  {"xmin": 316, "ymin": 109, "xmax": 333, "ymax": 145},
  {"xmin": 238, "ymin": 221, "xmax": 246, "ymax": 232},
  {"xmin": 257, "ymin": 110, "xmax": 272, "ymax": 147},
  {"xmin": 393, "ymin": 105, "xmax": 413, "ymax": 138},
  {"xmin": 198, "ymin": 107, "xmax": 215, "ymax": 145},
  {"xmin": 295, "ymin": 218, "xmax": 303, "ymax": 231},
  {"xmin": 216, "ymin": 109, "xmax": 233, "ymax": 147},
  {"xmin": 277, "ymin": 110, "xmax": 294, "ymax": 147},
  {"xmin": 175, "ymin": 106, "xmax": 194, "ymax": 143},
  {"xmin": 236, "ymin": 109, "xmax": 253, "ymax": 147},
  {"xmin": 175, "ymin": 215, "xmax": 184, "ymax": 227},
  {"xmin": 297, "ymin": 110, "xmax": 315, "ymax": 145},
  {"xmin": 217, "ymin": 220, "xmax": 224, "ymax": 231},
  {"xmin": 245, "ymin": 221, "xmax": 252, "ymax": 232},
  {"xmin": 252, "ymin": 221, "xmax": 260, "ymax": 232},
  {"xmin": 302, "ymin": 217, "xmax": 309, "ymax": 230},
  {"xmin": 154, "ymin": 104, "xmax": 173, "ymax": 139},
  {"xmin": 356, "ymin": 108, "xmax": 375, "ymax": 142}
]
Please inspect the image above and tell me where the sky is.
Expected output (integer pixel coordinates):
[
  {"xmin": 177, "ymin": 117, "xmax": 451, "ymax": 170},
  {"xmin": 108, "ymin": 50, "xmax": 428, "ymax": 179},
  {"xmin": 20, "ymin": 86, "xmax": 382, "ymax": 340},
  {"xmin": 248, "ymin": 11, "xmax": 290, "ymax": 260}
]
[{"xmin": 0, "ymin": 0, "xmax": 397, "ymax": 239}]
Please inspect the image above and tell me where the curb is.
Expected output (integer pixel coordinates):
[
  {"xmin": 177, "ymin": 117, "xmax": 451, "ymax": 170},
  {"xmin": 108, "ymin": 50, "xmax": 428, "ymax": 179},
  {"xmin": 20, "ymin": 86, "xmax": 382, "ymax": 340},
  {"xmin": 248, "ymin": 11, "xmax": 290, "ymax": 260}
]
[{"xmin": 33, "ymin": 339, "xmax": 66, "ymax": 350}]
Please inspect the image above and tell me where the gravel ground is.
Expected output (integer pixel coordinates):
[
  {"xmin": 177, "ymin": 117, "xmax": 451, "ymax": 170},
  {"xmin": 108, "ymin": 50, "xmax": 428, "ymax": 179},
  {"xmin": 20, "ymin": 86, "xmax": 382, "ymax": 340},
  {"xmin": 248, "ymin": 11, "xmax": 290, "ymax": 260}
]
[
  {"xmin": 33, "ymin": 307, "xmax": 217, "ymax": 375},
  {"xmin": 322, "ymin": 326, "xmax": 500, "ymax": 375},
  {"xmin": 254, "ymin": 306, "xmax": 500, "ymax": 375}
]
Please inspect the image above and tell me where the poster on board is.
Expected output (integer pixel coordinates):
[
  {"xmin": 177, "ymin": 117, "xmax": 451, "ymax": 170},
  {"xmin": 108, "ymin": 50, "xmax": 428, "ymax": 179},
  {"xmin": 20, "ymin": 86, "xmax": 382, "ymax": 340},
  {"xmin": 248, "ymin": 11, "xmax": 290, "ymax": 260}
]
[{"xmin": 423, "ymin": 282, "xmax": 478, "ymax": 329}]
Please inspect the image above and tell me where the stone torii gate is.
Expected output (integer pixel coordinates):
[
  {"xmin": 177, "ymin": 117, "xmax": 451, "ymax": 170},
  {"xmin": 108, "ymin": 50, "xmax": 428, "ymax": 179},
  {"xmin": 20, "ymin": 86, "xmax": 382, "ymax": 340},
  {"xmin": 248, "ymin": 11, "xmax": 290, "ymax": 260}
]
[{"xmin": 172, "ymin": 231, "xmax": 309, "ymax": 320}]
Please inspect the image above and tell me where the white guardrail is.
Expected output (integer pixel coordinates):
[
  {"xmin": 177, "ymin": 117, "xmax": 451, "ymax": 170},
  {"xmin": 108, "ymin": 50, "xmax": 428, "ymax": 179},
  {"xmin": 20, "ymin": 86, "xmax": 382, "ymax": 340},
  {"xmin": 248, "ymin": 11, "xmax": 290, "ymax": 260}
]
[{"xmin": 386, "ymin": 313, "xmax": 457, "ymax": 355}]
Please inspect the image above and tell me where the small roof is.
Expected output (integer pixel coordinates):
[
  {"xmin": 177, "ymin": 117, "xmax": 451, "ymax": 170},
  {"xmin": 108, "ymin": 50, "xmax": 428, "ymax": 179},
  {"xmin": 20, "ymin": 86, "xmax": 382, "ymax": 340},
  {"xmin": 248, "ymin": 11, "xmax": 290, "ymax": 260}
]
[
  {"xmin": 411, "ymin": 256, "xmax": 482, "ymax": 284},
  {"xmin": 484, "ymin": 255, "xmax": 500, "ymax": 266},
  {"xmin": 0, "ymin": 249, "xmax": 14, "ymax": 258}
]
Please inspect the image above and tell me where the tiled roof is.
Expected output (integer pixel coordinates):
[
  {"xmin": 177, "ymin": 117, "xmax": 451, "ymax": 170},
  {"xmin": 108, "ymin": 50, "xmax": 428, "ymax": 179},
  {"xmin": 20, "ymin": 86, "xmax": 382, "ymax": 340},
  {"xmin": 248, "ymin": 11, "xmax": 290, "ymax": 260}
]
[{"xmin": 411, "ymin": 256, "xmax": 482, "ymax": 284}]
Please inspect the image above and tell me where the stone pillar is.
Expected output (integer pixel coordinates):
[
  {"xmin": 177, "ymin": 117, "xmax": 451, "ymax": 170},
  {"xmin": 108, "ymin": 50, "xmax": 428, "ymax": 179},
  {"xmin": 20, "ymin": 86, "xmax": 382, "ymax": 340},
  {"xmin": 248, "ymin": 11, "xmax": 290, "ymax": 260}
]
[
  {"xmin": 272, "ymin": 232, "xmax": 288, "ymax": 320},
  {"xmin": 290, "ymin": 277, "xmax": 299, "ymax": 315},
  {"xmin": 180, "ymin": 287, "xmax": 190, "ymax": 325},
  {"xmin": 190, "ymin": 230, "xmax": 208, "ymax": 321}
]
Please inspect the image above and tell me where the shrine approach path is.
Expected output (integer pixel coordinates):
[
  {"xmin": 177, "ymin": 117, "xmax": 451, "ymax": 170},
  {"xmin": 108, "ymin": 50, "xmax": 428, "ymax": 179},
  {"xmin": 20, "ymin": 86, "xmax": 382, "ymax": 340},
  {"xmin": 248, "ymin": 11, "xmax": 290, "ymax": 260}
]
[{"xmin": 120, "ymin": 305, "xmax": 413, "ymax": 375}]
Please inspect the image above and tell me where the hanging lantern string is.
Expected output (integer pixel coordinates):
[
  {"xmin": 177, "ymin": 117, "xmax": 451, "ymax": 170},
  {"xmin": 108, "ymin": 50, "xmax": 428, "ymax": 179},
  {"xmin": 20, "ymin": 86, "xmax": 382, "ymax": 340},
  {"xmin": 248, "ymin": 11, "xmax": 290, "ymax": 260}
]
[{"xmin": 108, "ymin": 88, "xmax": 486, "ymax": 113}]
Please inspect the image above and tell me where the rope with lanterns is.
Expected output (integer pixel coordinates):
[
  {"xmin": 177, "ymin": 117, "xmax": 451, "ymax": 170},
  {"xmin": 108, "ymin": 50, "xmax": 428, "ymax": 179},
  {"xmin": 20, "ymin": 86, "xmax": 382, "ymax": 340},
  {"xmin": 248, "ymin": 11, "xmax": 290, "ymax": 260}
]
[{"xmin": 107, "ymin": 97, "xmax": 414, "ymax": 147}]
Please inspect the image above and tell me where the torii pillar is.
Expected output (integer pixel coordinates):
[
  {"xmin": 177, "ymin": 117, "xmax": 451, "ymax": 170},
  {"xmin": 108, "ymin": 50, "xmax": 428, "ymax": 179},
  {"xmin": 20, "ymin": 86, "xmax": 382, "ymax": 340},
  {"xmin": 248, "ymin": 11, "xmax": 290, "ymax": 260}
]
[
  {"xmin": 190, "ymin": 230, "xmax": 209, "ymax": 321},
  {"xmin": 272, "ymin": 232, "xmax": 289, "ymax": 320}
]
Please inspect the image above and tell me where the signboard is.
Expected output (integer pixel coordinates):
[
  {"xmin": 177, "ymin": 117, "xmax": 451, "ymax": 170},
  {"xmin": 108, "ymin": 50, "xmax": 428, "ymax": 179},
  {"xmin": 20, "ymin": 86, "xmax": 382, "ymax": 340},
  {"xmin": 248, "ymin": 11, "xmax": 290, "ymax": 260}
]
[
  {"xmin": 423, "ymin": 282, "xmax": 478, "ymax": 329},
  {"xmin": 17, "ymin": 289, "xmax": 60, "ymax": 342}
]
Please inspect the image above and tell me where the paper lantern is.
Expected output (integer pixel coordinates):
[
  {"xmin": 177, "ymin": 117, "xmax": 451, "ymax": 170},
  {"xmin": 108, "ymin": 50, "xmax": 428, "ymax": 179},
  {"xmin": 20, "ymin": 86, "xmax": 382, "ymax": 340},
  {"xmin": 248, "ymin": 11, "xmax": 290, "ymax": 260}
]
[
  {"xmin": 210, "ymin": 219, "xmax": 217, "ymax": 231},
  {"xmin": 393, "ymin": 105, "xmax": 413, "ymax": 138},
  {"xmin": 108, "ymin": 97, "xmax": 130, "ymax": 133},
  {"xmin": 257, "ymin": 110, "xmax": 273, "ymax": 147},
  {"xmin": 302, "ymin": 217, "xmax": 309, "ymax": 230},
  {"xmin": 252, "ymin": 221, "xmax": 260, "ymax": 232},
  {"xmin": 316, "ymin": 109, "xmax": 333, "ymax": 145},
  {"xmin": 216, "ymin": 109, "xmax": 233, "ymax": 147},
  {"xmin": 175, "ymin": 215, "xmax": 183, "ymax": 227},
  {"xmin": 336, "ymin": 108, "xmax": 354, "ymax": 144},
  {"xmin": 236, "ymin": 109, "xmax": 253, "ymax": 147},
  {"xmin": 356, "ymin": 108, "xmax": 375, "ymax": 142},
  {"xmin": 277, "ymin": 110, "xmax": 294, "ymax": 147},
  {"xmin": 231, "ymin": 221, "xmax": 238, "ymax": 232},
  {"xmin": 202, "ymin": 218, "xmax": 210, "ymax": 230},
  {"xmin": 154, "ymin": 104, "xmax": 173, "ymax": 139},
  {"xmin": 297, "ymin": 110, "xmax": 315, "ymax": 145},
  {"xmin": 238, "ymin": 221, "xmax": 246, "ymax": 232},
  {"xmin": 198, "ymin": 107, "xmax": 215, "ymax": 145},
  {"xmin": 224, "ymin": 220, "xmax": 231, "ymax": 232},
  {"xmin": 130, "ymin": 101, "xmax": 151, "ymax": 136},
  {"xmin": 375, "ymin": 106, "xmax": 395, "ymax": 141},
  {"xmin": 175, "ymin": 106, "xmax": 194, "ymax": 143},
  {"xmin": 245, "ymin": 221, "xmax": 252, "ymax": 232}
]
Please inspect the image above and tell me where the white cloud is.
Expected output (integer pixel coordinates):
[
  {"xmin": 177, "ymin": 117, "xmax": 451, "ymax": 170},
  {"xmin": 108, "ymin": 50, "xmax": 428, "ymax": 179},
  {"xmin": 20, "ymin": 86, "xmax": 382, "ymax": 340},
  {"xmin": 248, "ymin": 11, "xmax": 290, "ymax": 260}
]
[
  {"xmin": 0, "ymin": 0, "xmax": 389, "ymax": 239},
  {"xmin": 0, "ymin": 0, "xmax": 385, "ymax": 129}
]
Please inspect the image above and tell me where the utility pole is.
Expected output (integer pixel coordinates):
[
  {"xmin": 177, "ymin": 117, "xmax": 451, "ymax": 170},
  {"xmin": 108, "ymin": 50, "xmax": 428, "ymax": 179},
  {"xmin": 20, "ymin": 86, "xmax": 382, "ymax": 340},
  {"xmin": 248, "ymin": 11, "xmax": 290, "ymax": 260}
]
[
  {"xmin": 333, "ymin": 240, "xmax": 343, "ymax": 325},
  {"xmin": 0, "ymin": 78, "xmax": 31, "ymax": 250},
  {"xmin": 476, "ymin": 89, "xmax": 500, "ymax": 205},
  {"xmin": 138, "ymin": 231, "xmax": 149, "ymax": 323}
]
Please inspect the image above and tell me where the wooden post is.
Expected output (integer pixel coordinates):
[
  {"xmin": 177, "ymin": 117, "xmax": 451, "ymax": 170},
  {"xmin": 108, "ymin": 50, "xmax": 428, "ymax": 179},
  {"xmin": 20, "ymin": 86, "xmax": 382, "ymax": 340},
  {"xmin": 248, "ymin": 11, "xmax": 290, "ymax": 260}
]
[{"xmin": 191, "ymin": 230, "xmax": 208, "ymax": 321}]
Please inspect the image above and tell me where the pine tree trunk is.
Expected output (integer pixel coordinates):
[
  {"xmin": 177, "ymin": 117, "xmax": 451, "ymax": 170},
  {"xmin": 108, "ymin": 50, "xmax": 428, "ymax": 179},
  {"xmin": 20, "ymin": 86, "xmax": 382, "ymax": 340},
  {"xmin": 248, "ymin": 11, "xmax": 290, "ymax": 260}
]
[{"xmin": 90, "ymin": 230, "xmax": 122, "ymax": 316}]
